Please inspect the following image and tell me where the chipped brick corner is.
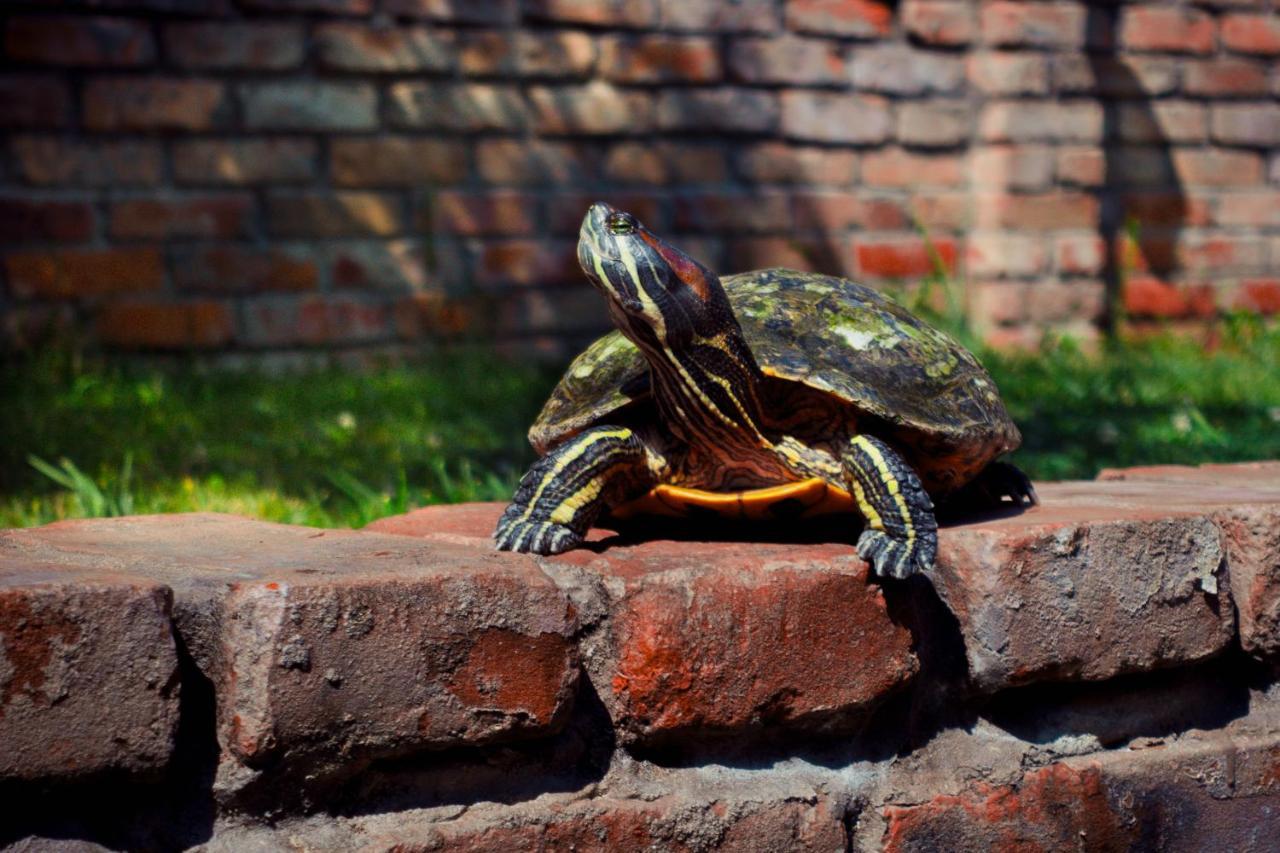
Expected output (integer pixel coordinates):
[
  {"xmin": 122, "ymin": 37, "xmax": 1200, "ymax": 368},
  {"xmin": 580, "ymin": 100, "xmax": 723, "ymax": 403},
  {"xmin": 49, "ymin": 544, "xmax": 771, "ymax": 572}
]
[{"xmin": 4, "ymin": 461, "xmax": 1280, "ymax": 849}]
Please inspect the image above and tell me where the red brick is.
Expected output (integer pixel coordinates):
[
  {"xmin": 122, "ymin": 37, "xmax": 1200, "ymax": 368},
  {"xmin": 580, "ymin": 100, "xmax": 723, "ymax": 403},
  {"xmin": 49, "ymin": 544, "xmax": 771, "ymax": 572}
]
[
  {"xmin": 1123, "ymin": 191, "xmax": 1211, "ymax": 227},
  {"xmin": 331, "ymin": 137, "xmax": 469, "ymax": 187},
  {"xmin": 1215, "ymin": 192, "xmax": 1280, "ymax": 228},
  {"xmin": 1234, "ymin": 278, "xmax": 1280, "ymax": 314},
  {"xmin": 862, "ymin": 148, "xmax": 963, "ymax": 187},
  {"xmin": 601, "ymin": 35, "xmax": 721, "ymax": 83},
  {"xmin": 0, "ymin": 198, "xmax": 94, "ymax": 243},
  {"xmin": 84, "ymin": 78, "xmax": 228, "ymax": 131},
  {"xmin": 96, "ymin": 299, "xmax": 234, "ymax": 349},
  {"xmin": 265, "ymin": 192, "xmax": 402, "ymax": 238},
  {"xmin": 787, "ymin": 0, "xmax": 893, "ymax": 37},
  {"xmin": 241, "ymin": 0, "xmax": 373, "ymax": 10},
  {"xmin": 606, "ymin": 142, "xmax": 729, "ymax": 185},
  {"xmin": 163, "ymin": 22, "xmax": 303, "ymax": 69},
  {"xmin": 1212, "ymin": 103, "xmax": 1280, "ymax": 146},
  {"xmin": 1053, "ymin": 146, "xmax": 1103, "ymax": 186},
  {"xmin": 965, "ymin": 232, "xmax": 1045, "ymax": 277},
  {"xmin": 529, "ymin": 83, "xmax": 653, "ymax": 135},
  {"xmin": 855, "ymin": 236, "xmax": 958, "ymax": 278},
  {"xmin": 1177, "ymin": 234, "xmax": 1266, "ymax": 274},
  {"xmin": 433, "ymin": 191, "xmax": 538, "ymax": 236},
  {"xmin": 736, "ymin": 143, "xmax": 858, "ymax": 185},
  {"xmin": 496, "ymin": 288, "xmax": 612, "ymax": 337},
  {"xmin": 108, "ymin": 195, "xmax": 252, "ymax": 240},
  {"xmin": 1055, "ymin": 234, "xmax": 1106, "ymax": 276},
  {"xmin": 910, "ymin": 193, "xmax": 968, "ymax": 230},
  {"xmin": 172, "ymin": 138, "xmax": 317, "ymax": 186},
  {"xmin": 545, "ymin": 192, "xmax": 665, "ymax": 235},
  {"xmin": 457, "ymin": 30, "xmax": 515, "ymax": 75},
  {"xmin": 1121, "ymin": 5, "xmax": 1216, "ymax": 54},
  {"xmin": 516, "ymin": 30, "xmax": 596, "ymax": 77},
  {"xmin": 967, "ymin": 51, "xmax": 1049, "ymax": 95},
  {"xmin": 477, "ymin": 139, "xmax": 594, "ymax": 186},
  {"xmin": 475, "ymin": 239, "xmax": 577, "ymax": 288},
  {"xmin": 657, "ymin": 88, "xmax": 778, "ymax": 134},
  {"xmin": 240, "ymin": 82, "xmax": 377, "ymax": 131},
  {"xmin": 171, "ymin": 245, "xmax": 319, "ymax": 294},
  {"xmin": 729, "ymin": 35, "xmax": 846, "ymax": 85},
  {"xmin": 4, "ymin": 15, "xmax": 155, "ymax": 66},
  {"xmin": 329, "ymin": 239, "xmax": 430, "ymax": 292},
  {"xmin": 1114, "ymin": 101, "xmax": 1205, "ymax": 144},
  {"xmin": 388, "ymin": 82, "xmax": 529, "ymax": 132},
  {"xmin": 979, "ymin": 100, "xmax": 1103, "ymax": 142},
  {"xmin": 1222, "ymin": 13, "xmax": 1280, "ymax": 56},
  {"xmin": 1026, "ymin": 280, "xmax": 1105, "ymax": 323},
  {"xmin": 5, "ymin": 247, "xmax": 163, "ymax": 299},
  {"xmin": 1173, "ymin": 149, "xmax": 1264, "ymax": 186},
  {"xmin": 1052, "ymin": 54, "xmax": 1179, "ymax": 97},
  {"xmin": 897, "ymin": 100, "xmax": 970, "ymax": 147},
  {"xmin": 525, "ymin": 0, "xmax": 656, "ymax": 28},
  {"xmin": 727, "ymin": 235, "xmax": 837, "ymax": 274},
  {"xmin": 9, "ymin": 137, "xmax": 163, "ymax": 187},
  {"xmin": 1109, "ymin": 146, "xmax": 1178, "ymax": 188},
  {"xmin": 903, "ymin": 0, "xmax": 975, "ymax": 46},
  {"xmin": 971, "ymin": 145, "xmax": 1054, "ymax": 189},
  {"xmin": 975, "ymin": 192, "xmax": 1099, "ymax": 230},
  {"xmin": 781, "ymin": 91, "xmax": 890, "ymax": 144},
  {"xmin": 791, "ymin": 192, "xmax": 863, "ymax": 230},
  {"xmin": 394, "ymin": 292, "xmax": 468, "ymax": 340},
  {"xmin": 0, "ymin": 558, "xmax": 178, "ymax": 782},
  {"xmin": 0, "ymin": 76, "xmax": 71, "ymax": 128},
  {"xmin": 675, "ymin": 191, "xmax": 791, "ymax": 234},
  {"xmin": 852, "ymin": 45, "xmax": 965, "ymax": 94},
  {"xmin": 240, "ymin": 296, "xmax": 395, "ymax": 347},
  {"xmin": 659, "ymin": 0, "xmax": 780, "ymax": 33},
  {"xmin": 382, "ymin": 0, "xmax": 514, "ymax": 22},
  {"xmin": 1184, "ymin": 58, "xmax": 1270, "ymax": 96},
  {"xmin": 1124, "ymin": 276, "xmax": 1215, "ymax": 318},
  {"xmin": 315, "ymin": 23, "xmax": 455, "ymax": 72},
  {"xmin": 981, "ymin": 1, "xmax": 1086, "ymax": 48}
]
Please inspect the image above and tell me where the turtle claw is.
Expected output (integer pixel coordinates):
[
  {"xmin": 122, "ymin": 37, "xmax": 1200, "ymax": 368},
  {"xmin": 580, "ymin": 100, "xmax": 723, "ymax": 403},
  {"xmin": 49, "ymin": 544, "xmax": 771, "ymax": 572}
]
[
  {"xmin": 982, "ymin": 461, "xmax": 1039, "ymax": 507},
  {"xmin": 494, "ymin": 510, "xmax": 582, "ymax": 555},
  {"xmin": 857, "ymin": 529, "xmax": 934, "ymax": 579}
]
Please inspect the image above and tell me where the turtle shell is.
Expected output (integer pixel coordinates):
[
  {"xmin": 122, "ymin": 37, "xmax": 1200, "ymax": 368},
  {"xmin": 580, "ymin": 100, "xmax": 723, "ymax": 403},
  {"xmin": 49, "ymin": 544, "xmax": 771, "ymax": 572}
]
[{"xmin": 531, "ymin": 269, "xmax": 1020, "ymax": 493}]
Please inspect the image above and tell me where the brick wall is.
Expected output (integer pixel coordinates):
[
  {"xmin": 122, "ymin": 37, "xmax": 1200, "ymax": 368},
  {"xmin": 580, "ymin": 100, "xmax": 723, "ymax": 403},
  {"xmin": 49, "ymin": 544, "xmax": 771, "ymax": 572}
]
[{"xmin": 1, "ymin": 0, "xmax": 1277, "ymax": 360}]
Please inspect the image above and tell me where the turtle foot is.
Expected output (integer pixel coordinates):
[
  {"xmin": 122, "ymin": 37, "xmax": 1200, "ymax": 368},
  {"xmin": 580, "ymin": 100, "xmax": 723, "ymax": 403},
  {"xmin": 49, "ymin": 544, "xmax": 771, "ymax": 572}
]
[
  {"xmin": 971, "ymin": 461, "xmax": 1039, "ymax": 508},
  {"xmin": 494, "ymin": 510, "xmax": 582, "ymax": 555},
  {"xmin": 857, "ymin": 529, "xmax": 934, "ymax": 579}
]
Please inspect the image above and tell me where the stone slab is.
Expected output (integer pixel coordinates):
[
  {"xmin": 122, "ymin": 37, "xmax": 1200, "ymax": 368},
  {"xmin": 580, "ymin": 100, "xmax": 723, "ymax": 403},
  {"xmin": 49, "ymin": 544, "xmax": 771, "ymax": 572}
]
[{"xmin": 0, "ymin": 549, "xmax": 179, "ymax": 782}]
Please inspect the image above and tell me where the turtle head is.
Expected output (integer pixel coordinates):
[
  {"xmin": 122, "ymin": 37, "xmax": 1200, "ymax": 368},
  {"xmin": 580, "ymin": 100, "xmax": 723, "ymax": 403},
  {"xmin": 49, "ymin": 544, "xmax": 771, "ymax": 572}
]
[{"xmin": 578, "ymin": 202, "xmax": 735, "ymax": 350}]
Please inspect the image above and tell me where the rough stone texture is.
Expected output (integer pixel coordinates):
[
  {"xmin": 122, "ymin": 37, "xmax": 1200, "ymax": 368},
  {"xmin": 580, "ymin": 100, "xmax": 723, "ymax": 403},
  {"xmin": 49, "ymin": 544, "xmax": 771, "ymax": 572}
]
[
  {"xmin": 1, "ymin": 514, "xmax": 579, "ymax": 773},
  {"xmin": 0, "ymin": 552, "xmax": 179, "ymax": 782}
]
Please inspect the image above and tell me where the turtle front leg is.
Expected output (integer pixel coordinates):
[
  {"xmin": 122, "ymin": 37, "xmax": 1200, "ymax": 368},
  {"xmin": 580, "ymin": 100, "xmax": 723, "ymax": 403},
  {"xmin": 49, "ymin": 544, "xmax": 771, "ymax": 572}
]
[
  {"xmin": 841, "ymin": 435, "xmax": 938, "ymax": 579},
  {"xmin": 495, "ymin": 425, "xmax": 657, "ymax": 555}
]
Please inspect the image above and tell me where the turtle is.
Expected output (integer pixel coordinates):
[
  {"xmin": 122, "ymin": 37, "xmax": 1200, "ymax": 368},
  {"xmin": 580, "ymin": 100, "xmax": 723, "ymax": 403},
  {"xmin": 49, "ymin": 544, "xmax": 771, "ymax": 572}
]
[{"xmin": 493, "ymin": 202, "xmax": 1036, "ymax": 578}]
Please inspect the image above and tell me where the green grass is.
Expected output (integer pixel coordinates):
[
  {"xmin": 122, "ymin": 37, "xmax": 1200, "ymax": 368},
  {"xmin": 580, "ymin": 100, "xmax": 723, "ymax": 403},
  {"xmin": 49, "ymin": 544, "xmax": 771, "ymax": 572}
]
[{"xmin": 3, "ymin": 322, "xmax": 1279, "ymax": 530}]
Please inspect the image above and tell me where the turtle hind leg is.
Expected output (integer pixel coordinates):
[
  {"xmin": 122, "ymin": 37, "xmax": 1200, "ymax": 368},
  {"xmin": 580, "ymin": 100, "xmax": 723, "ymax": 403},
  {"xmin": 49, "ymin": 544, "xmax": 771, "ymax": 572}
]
[
  {"xmin": 944, "ymin": 460, "xmax": 1038, "ymax": 513},
  {"xmin": 842, "ymin": 434, "xmax": 938, "ymax": 579},
  {"xmin": 495, "ymin": 425, "xmax": 657, "ymax": 556}
]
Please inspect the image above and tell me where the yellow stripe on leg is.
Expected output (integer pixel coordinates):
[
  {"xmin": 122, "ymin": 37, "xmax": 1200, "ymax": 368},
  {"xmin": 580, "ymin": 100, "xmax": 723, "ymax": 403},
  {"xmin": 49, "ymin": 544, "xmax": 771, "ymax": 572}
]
[{"xmin": 849, "ymin": 435, "xmax": 915, "ymax": 545}]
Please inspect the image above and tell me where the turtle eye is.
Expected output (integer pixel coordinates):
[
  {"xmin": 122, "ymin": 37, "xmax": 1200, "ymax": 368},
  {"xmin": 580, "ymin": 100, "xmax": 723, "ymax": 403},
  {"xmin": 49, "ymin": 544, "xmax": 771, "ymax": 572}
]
[{"xmin": 606, "ymin": 212, "xmax": 637, "ymax": 236}]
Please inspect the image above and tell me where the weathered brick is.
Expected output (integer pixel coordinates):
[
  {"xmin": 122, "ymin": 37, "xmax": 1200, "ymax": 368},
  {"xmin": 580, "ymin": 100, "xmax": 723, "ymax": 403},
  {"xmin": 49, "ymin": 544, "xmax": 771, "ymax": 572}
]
[
  {"xmin": 896, "ymin": 100, "xmax": 970, "ymax": 148},
  {"xmin": 601, "ymin": 35, "xmax": 721, "ymax": 83},
  {"xmin": 791, "ymin": 191, "xmax": 865, "ymax": 231},
  {"xmin": 1026, "ymin": 280, "xmax": 1105, "ymax": 323},
  {"xmin": 4, "ymin": 15, "xmax": 155, "ymax": 66},
  {"xmin": 239, "ymin": 296, "xmax": 396, "ymax": 347},
  {"xmin": 1173, "ymin": 149, "xmax": 1264, "ymax": 186},
  {"xmin": 736, "ymin": 143, "xmax": 858, "ymax": 185},
  {"xmin": 781, "ymin": 92, "xmax": 890, "ymax": 144},
  {"xmin": 659, "ymin": 0, "xmax": 780, "ymax": 33},
  {"xmin": 1055, "ymin": 234, "xmax": 1106, "ymax": 276},
  {"xmin": 787, "ymin": 0, "xmax": 893, "ymax": 38},
  {"xmin": 5, "ymin": 247, "xmax": 163, "ymax": 299},
  {"xmin": 1222, "ymin": 13, "xmax": 1280, "ymax": 56},
  {"xmin": 266, "ymin": 191, "xmax": 402, "ymax": 238},
  {"xmin": 394, "ymin": 291, "xmax": 468, "ymax": 341},
  {"xmin": 910, "ymin": 192, "xmax": 969, "ymax": 230},
  {"xmin": 9, "ymin": 137, "xmax": 163, "ymax": 187},
  {"xmin": 474, "ymin": 239, "xmax": 577, "ymax": 287},
  {"xmin": 728, "ymin": 235, "xmax": 836, "ymax": 274},
  {"xmin": 1116, "ymin": 100, "xmax": 1207, "ymax": 143},
  {"xmin": 1177, "ymin": 234, "xmax": 1267, "ymax": 274},
  {"xmin": 432, "ymin": 190, "xmax": 538, "ymax": 237},
  {"xmin": 108, "ymin": 194, "xmax": 252, "ymax": 240},
  {"xmin": 967, "ymin": 51, "xmax": 1049, "ymax": 95},
  {"xmin": 0, "ymin": 553, "xmax": 178, "ymax": 782},
  {"xmin": 1212, "ymin": 103, "xmax": 1280, "ymax": 146},
  {"xmin": 171, "ymin": 245, "xmax": 319, "ymax": 294},
  {"xmin": 240, "ymin": 0, "xmax": 373, "ymax": 10},
  {"xmin": 1233, "ymin": 279, "xmax": 1280, "ymax": 314},
  {"xmin": 84, "ymin": 78, "xmax": 229, "ymax": 131},
  {"xmin": 1184, "ymin": 58, "xmax": 1270, "ymax": 96},
  {"xmin": 730, "ymin": 35, "xmax": 846, "ymax": 85},
  {"xmin": 851, "ymin": 44, "xmax": 965, "ymax": 94},
  {"xmin": 0, "ymin": 76, "xmax": 71, "ymax": 128},
  {"xmin": 172, "ymin": 138, "xmax": 317, "ymax": 185},
  {"xmin": 966, "ymin": 231, "xmax": 1046, "ymax": 277},
  {"xmin": 329, "ymin": 239, "xmax": 430, "ymax": 292},
  {"xmin": 382, "ymin": 0, "xmax": 514, "ymax": 22},
  {"xmin": 1055, "ymin": 146, "xmax": 1105, "ymax": 186},
  {"xmin": 529, "ymin": 82, "xmax": 653, "ymax": 135},
  {"xmin": 975, "ymin": 192, "xmax": 1099, "ymax": 230},
  {"xmin": 970, "ymin": 145, "xmax": 1054, "ymax": 190},
  {"xmin": 331, "ymin": 137, "xmax": 468, "ymax": 187},
  {"xmin": 1215, "ymin": 192, "xmax": 1280, "ymax": 228},
  {"xmin": 969, "ymin": 280, "xmax": 1027, "ymax": 326},
  {"xmin": 1107, "ymin": 146, "xmax": 1177, "ymax": 188},
  {"xmin": 388, "ymin": 82, "xmax": 529, "ymax": 132},
  {"xmin": 477, "ymin": 139, "xmax": 594, "ymax": 186},
  {"xmin": 855, "ymin": 235, "xmax": 958, "ymax": 278},
  {"xmin": 0, "ymin": 198, "xmax": 95, "ymax": 243},
  {"xmin": 240, "ymin": 82, "xmax": 377, "ymax": 131},
  {"xmin": 315, "ymin": 23, "xmax": 454, "ymax": 72},
  {"xmin": 657, "ymin": 88, "xmax": 778, "ymax": 134},
  {"xmin": 457, "ymin": 30, "xmax": 515, "ymax": 75},
  {"xmin": 606, "ymin": 141, "xmax": 729, "ymax": 185},
  {"xmin": 1052, "ymin": 55, "xmax": 1179, "ymax": 97},
  {"xmin": 981, "ymin": 1, "xmax": 1086, "ymax": 48},
  {"xmin": 1124, "ymin": 276, "xmax": 1215, "ymax": 317},
  {"xmin": 1121, "ymin": 5, "xmax": 1215, "ymax": 54},
  {"xmin": 979, "ymin": 100, "xmax": 1103, "ymax": 142},
  {"xmin": 96, "ymin": 299, "xmax": 234, "ymax": 349},
  {"xmin": 546, "ymin": 192, "xmax": 666, "ymax": 236},
  {"xmin": 903, "ymin": 0, "xmax": 975, "ymax": 46},
  {"xmin": 525, "ymin": 0, "xmax": 656, "ymax": 28},
  {"xmin": 675, "ymin": 191, "xmax": 791, "ymax": 234},
  {"xmin": 163, "ymin": 22, "xmax": 304, "ymax": 69},
  {"xmin": 862, "ymin": 148, "xmax": 963, "ymax": 187}
]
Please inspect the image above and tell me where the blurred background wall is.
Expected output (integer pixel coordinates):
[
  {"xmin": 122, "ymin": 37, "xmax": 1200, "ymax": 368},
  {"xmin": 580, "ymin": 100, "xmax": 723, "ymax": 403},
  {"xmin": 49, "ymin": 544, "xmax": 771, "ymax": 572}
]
[{"xmin": 1, "ymin": 0, "xmax": 1277, "ymax": 362}]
